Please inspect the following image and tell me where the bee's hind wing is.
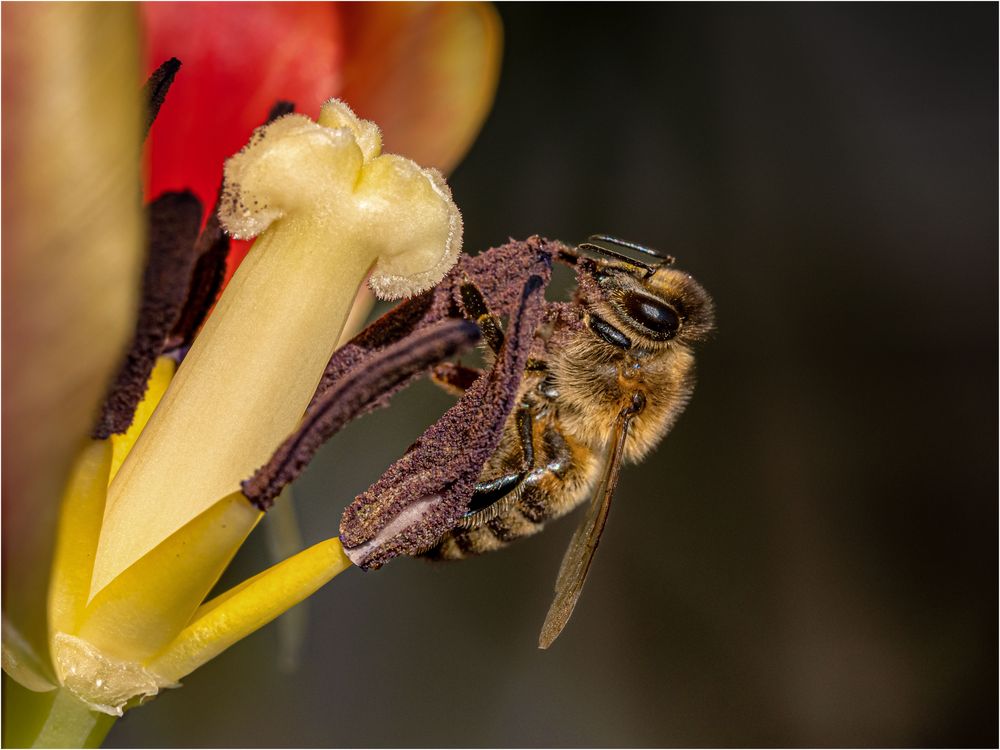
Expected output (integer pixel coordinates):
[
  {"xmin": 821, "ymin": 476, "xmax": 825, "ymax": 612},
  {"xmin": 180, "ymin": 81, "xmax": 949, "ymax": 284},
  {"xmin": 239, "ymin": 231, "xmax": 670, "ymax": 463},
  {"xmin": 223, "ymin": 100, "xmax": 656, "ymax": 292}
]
[{"xmin": 538, "ymin": 399, "xmax": 637, "ymax": 649}]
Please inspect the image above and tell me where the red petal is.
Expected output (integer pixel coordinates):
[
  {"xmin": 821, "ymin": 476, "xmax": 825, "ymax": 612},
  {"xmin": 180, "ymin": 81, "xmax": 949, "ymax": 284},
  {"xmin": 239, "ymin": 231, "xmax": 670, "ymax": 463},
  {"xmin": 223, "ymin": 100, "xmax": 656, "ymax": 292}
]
[
  {"xmin": 340, "ymin": 3, "xmax": 502, "ymax": 174},
  {"xmin": 140, "ymin": 2, "xmax": 344, "ymax": 212}
]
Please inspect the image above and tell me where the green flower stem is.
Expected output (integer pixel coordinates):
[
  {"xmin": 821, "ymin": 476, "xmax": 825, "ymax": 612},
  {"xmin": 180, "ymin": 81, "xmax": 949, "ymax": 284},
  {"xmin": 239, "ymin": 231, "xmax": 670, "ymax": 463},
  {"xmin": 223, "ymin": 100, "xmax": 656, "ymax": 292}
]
[{"xmin": 3, "ymin": 675, "xmax": 114, "ymax": 748}]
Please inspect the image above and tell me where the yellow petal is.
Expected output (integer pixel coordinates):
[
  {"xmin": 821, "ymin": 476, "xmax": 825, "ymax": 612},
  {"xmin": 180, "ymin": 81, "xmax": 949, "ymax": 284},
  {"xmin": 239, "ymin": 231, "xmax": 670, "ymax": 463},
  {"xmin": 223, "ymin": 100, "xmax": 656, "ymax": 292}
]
[
  {"xmin": 342, "ymin": 2, "xmax": 503, "ymax": 174},
  {"xmin": 48, "ymin": 440, "xmax": 112, "ymax": 639},
  {"xmin": 1, "ymin": 3, "xmax": 143, "ymax": 666},
  {"xmin": 72, "ymin": 493, "xmax": 259, "ymax": 665},
  {"xmin": 109, "ymin": 356, "xmax": 176, "ymax": 483},
  {"xmin": 147, "ymin": 538, "xmax": 352, "ymax": 683}
]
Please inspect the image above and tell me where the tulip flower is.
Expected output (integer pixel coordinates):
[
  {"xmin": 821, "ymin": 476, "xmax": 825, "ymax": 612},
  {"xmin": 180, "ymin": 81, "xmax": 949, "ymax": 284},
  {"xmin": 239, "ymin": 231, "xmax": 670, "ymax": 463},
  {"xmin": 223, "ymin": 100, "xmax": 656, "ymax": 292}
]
[{"xmin": 2, "ymin": 3, "xmax": 500, "ymax": 747}]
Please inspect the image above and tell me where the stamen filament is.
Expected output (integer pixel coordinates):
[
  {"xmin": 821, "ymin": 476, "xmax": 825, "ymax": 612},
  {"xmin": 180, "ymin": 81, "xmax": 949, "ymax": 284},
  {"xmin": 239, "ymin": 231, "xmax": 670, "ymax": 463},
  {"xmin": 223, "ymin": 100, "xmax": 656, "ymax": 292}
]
[{"xmin": 147, "ymin": 537, "xmax": 352, "ymax": 683}]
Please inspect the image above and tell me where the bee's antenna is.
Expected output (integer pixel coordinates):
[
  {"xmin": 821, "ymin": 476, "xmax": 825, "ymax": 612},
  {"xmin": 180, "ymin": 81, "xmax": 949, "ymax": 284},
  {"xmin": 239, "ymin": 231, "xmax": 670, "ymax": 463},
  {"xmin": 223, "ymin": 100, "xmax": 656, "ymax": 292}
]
[
  {"xmin": 588, "ymin": 234, "xmax": 676, "ymax": 266},
  {"xmin": 576, "ymin": 235, "xmax": 676, "ymax": 278},
  {"xmin": 577, "ymin": 242, "xmax": 656, "ymax": 276}
]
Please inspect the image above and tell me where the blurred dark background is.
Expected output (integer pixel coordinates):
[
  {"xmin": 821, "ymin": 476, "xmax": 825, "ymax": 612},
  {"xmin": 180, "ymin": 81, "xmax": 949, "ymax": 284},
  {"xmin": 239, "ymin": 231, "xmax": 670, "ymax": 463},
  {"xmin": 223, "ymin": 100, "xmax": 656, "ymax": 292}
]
[{"xmin": 109, "ymin": 3, "xmax": 997, "ymax": 747}]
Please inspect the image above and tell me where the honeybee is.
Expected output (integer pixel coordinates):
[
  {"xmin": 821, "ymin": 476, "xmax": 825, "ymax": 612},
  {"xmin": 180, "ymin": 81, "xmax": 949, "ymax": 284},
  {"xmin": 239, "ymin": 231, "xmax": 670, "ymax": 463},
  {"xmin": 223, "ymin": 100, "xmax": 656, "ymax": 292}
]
[
  {"xmin": 240, "ymin": 233, "xmax": 711, "ymax": 645},
  {"xmin": 419, "ymin": 235, "xmax": 715, "ymax": 647}
]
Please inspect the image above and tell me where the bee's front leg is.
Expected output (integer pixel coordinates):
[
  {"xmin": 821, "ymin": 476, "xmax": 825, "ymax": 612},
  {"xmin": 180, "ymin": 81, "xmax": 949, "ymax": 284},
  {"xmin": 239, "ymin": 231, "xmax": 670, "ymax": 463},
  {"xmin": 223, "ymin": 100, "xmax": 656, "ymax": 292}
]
[
  {"xmin": 459, "ymin": 407, "xmax": 535, "ymax": 529},
  {"xmin": 430, "ymin": 362, "xmax": 484, "ymax": 396},
  {"xmin": 459, "ymin": 278, "xmax": 505, "ymax": 356},
  {"xmin": 460, "ymin": 278, "xmax": 550, "ymax": 376}
]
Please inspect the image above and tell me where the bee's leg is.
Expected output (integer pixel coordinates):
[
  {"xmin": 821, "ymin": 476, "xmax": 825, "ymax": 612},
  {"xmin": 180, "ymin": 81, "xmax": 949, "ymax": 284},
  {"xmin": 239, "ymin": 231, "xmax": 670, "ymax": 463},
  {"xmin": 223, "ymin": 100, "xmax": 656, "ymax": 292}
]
[
  {"xmin": 526, "ymin": 357, "xmax": 548, "ymax": 373},
  {"xmin": 459, "ymin": 407, "xmax": 535, "ymax": 529},
  {"xmin": 430, "ymin": 362, "xmax": 483, "ymax": 396},
  {"xmin": 460, "ymin": 279, "xmax": 505, "ymax": 356},
  {"xmin": 460, "ymin": 281, "xmax": 551, "ymax": 376}
]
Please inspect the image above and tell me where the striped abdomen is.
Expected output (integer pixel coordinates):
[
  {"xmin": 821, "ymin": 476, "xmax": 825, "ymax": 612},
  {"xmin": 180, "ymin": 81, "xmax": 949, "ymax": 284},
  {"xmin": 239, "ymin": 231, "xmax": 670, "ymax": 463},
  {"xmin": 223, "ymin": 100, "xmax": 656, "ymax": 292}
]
[{"xmin": 424, "ymin": 414, "xmax": 598, "ymax": 560}]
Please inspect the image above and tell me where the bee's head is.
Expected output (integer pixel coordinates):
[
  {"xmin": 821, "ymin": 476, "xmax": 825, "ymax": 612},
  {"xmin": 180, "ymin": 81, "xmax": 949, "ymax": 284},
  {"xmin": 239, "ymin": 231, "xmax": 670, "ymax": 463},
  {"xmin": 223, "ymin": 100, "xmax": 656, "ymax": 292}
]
[{"xmin": 574, "ymin": 237, "xmax": 715, "ymax": 349}]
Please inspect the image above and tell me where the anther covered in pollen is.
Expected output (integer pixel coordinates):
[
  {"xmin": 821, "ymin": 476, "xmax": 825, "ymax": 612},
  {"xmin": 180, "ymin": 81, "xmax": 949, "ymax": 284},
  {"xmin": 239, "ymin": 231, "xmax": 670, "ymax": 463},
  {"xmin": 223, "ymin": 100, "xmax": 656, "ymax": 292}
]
[
  {"xmin": 336, "ymin": 238, "xmax": 560, "ymax": 569},
  {"xmin": 92, "ymin": 191, "xmax": 210, "ymax": 440}
]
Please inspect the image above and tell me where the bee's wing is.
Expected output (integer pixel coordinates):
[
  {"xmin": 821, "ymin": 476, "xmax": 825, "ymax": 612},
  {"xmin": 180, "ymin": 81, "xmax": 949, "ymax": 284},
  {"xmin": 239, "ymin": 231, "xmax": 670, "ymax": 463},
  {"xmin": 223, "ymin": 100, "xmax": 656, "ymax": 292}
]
[{"xmin": 538, "ymin": 402, "xmax": 635, "ymax": 649}]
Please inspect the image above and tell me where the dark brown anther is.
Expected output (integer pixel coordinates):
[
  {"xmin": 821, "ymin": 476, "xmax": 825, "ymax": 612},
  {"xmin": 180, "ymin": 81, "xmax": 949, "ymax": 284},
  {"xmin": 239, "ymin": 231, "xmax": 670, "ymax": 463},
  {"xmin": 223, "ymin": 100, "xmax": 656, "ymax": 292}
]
[
  {"xmin": 242, "ymin": 319, "xmax": 481, "ymax": 510},
  {"xmin": 165, "ymin": 194, "xmax": 229, "ymax": 354},
  {"xmin": 143, "ymin": 57, "xmax": 181, "ymax": 136},
  {"xmin": 310, "ymin": 236, "xmax": 567, "ymax": 416},
  {"xmin": 266, "ymin": 100, "xmax": 296, "ymax": 123},
  {"xmin": 339, "ymin": 271, "xmax": 551, "ymax": 570},
  {"xmin": 165, "ymin": 100, "xmax": 297, "ymax": 355},
  {"xmin": 93, "ymin": 192, "xmax": 203, "ymax": 438}
]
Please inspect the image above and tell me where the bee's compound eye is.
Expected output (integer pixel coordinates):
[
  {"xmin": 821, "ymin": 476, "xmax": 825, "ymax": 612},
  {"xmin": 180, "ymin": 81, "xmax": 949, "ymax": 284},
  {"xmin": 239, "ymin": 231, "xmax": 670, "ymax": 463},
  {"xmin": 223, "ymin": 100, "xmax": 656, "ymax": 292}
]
[{"xmin": 621, "ymin": 293, "xmax": 680, "ymax": 340}]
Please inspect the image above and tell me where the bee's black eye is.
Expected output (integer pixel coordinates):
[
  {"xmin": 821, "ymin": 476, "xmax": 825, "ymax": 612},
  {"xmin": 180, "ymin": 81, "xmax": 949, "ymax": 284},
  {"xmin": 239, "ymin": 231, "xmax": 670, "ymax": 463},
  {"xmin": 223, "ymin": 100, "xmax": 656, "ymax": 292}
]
[{"xmin": 621, "ymin": 293, "xmax": 680, "ymax": 340}]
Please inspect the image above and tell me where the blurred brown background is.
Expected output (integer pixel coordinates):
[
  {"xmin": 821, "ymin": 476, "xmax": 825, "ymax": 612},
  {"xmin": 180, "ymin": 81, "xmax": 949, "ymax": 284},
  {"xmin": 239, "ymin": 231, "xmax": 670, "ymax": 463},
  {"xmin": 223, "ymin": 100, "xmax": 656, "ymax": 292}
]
[{"xmin": 108, "ymin": 3, "xmax": 997, "ymax": 747}]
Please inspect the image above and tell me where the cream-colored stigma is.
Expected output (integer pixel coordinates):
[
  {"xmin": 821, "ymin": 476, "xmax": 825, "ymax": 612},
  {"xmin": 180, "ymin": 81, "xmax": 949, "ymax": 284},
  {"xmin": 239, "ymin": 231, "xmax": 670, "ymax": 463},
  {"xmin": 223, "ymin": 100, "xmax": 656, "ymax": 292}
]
[{"xmin": 220, "ymin": 98, "xmax": 462, "ymax": 299}]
